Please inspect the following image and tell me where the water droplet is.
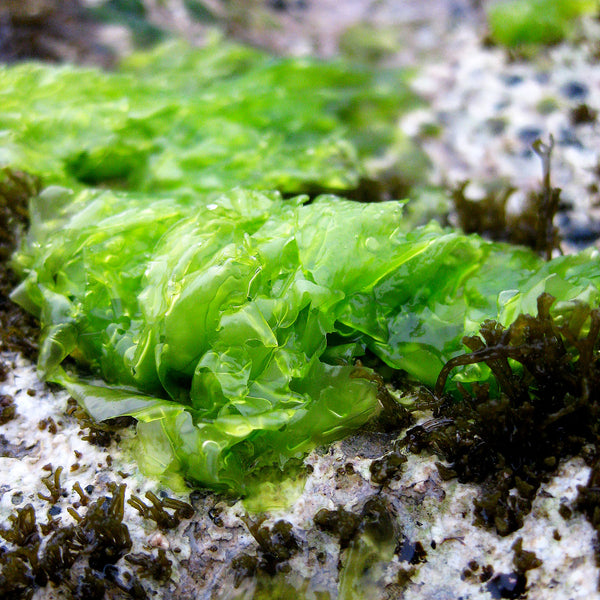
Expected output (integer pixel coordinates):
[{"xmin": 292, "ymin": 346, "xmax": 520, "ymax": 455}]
[{"xmin": 365, "ymin": 237, "xmax": 380, "ymax": 252}]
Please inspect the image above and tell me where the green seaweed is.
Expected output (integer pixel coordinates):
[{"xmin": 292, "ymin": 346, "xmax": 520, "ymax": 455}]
[
  {"xmin": 0, "ymin": 38, "xmax": 423, "ymax": 197},
  {"xmin": 487, "ymin": 0, "xmax": 596, "ymax": 50},
  {"xmin": 11, "ymin": 184, "xmax": 600, "ymax": 491}
]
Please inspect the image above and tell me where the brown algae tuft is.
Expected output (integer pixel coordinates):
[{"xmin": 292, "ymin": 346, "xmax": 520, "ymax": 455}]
[{"xmin": 402, "ymin": 292, "xmax": 600, "ymax": 540}]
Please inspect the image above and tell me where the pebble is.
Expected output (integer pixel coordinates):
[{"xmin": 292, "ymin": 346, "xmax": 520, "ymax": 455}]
[{"xmin": 561, "ymin": 81, "xmax": 589, "ymax": 100}]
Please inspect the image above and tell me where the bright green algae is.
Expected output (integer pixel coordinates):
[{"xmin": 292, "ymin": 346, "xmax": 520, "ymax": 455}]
[
  {"xmin": 5, "ymin": 39, "xmax": 600, "ymax": 492},
  {"xmin": 487, "ymin": 0, "xmax": 596, "ymax": 49},
  {"xmin": 12, "ymin": 187, "xmax": 600, "ymax": 491},
  {"xmin": 0, "ymin": 37, "xmax": 422, "ymax": 196}
]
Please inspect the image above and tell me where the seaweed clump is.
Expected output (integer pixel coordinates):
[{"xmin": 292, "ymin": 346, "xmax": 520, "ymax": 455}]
[
  {"xmin": 67, "ymin": 397, "xmax": 135, "ymax": 447},
  {"xmin": 452, "ymin": 137, "xmax": 563, "ymax": 259},
  {"xmin": 0, "ymin": 484, "xmax": 135, "ymax": 599},
  {"xmin": 232, "ymin": 516, "xmax": 300, "ymax": 585},
  {"xmin": 315, "ymin": 496, "xmax": 407, "ymax": 597},
  {"xmin": 0, "ymin": 473, "xmax": 192, "ymax": 599},
  {"xmin": 0, "ymin": 168, "xmax": 41, "ymax": 359},
  {"xmin": 313, "ymin": 496, "xmax": 397, "ymax": 553},
  {"xmin": 403, "ymin": 292, "xmax": 600, "ymax": 537},
  {"xmin": 128, "ymin": 490, "xmax": 195, "ymax": 531},
  {"xmin": 369, "ymin": 442, "xmax": 408, "ymax": 485}
]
